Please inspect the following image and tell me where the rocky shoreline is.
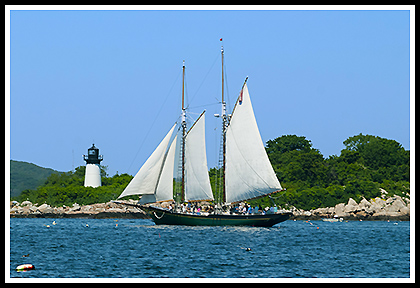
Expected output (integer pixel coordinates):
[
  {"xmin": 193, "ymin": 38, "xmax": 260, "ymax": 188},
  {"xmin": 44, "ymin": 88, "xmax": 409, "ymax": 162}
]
[
  {"xmin": 9, "ymin": 199, "xmax": 148, "ymax": 219},
  {"xmin": 10, "ymin": 192, "xmax": 410, "ymax": 221},
  {"xmin": 290, "ymin": 193, "xmax": 410, "ymax": 221}
]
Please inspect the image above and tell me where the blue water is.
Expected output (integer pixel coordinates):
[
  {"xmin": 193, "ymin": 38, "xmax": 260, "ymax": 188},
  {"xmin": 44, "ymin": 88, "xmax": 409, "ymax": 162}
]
[{"xmin": 9, "ymin": 218, "xmax": 410, "ymax": 278}]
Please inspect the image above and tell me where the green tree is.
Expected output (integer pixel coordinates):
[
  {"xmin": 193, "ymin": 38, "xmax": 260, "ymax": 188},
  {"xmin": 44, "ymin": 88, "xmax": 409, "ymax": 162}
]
[
  {"xmin": 266, "ymin": 135, "xmax": 328, "ymax": 188},
  {"xmin": 343, "ymin": 179, "xmax": 380, "ymax": 202},
  {"xmin": 343, "ymin": 133, "xmax": 377, "ymax": 151},
  {"xmin": 342, "ymin": 133, "xmax": 409, "ymax": 182},
  {"xmin": 266, "ymin": 135, "xmax": 312, "ymax": 166}
]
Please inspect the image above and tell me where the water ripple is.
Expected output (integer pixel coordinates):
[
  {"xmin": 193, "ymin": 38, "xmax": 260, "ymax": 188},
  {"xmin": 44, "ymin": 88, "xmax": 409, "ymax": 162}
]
[{"xmin": 9, "ymin": 218, "xmax": 410, "ymax": 278}]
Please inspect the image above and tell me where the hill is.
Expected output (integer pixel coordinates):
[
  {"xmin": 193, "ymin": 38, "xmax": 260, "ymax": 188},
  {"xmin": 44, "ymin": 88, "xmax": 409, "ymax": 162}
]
[{"xmin": 10, "ymin": 160, "xmax": 60, "ymax": 197}]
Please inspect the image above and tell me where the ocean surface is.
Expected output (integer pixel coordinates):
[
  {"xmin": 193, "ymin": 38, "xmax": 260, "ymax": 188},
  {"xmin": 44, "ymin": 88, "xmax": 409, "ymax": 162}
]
[{"xmin": 9, "ymin": 218, "xmax": 410, "ymax": 279}]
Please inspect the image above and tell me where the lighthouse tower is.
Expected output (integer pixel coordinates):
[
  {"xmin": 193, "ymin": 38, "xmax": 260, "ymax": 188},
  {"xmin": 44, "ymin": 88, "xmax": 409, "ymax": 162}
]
[{"xmin": 83, "ymin": 144, "xmax": 103, "ymax": 188}]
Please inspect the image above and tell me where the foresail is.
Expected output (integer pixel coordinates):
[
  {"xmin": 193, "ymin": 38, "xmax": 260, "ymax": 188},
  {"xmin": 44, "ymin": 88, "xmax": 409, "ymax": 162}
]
[
  {"xmin": 139, "ymin": 134, "xmax": 177, "ymax": 204},
  {"xmin": 155, "ymin": 134, "xmax": 177, "ymax": 202},
  {"xmin": 185, "ymin": 112, "xmax": 214, "ymax": 201},
  {"xmin": 117, "ymin": 124, "xmax": 176, "ymax": 199},
  {"xmin": 225, "ymin": 83, "xmax": 282, "ymax": 203}
]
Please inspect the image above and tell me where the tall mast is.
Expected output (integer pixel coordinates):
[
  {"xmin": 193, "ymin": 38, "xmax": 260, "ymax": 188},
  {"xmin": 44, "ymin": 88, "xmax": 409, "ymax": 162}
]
[
  {"xmin": 181, "ymin": 60, "xmax": 186, "ymax": 203},
  {"xmin": 221, "ymin": 46, "xmax": 227, "ymax": 205}
]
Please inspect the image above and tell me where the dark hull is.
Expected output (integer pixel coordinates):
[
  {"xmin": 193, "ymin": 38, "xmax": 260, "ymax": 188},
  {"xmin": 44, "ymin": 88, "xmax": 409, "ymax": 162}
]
[{"xmin": 140, "ymin": 205, "xmax": 292, "ymax": 227}]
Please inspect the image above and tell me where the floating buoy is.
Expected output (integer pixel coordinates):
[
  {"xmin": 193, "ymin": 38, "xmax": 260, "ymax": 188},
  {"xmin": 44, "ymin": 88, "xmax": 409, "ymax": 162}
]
[
  {"xmin": 316, "ymin": 227, "xmax": 319, "ymax": 229},
  {"xmin": 85, "ymin": 224, "xmax": 89, "ymax": 228},
  {"xmin": 16, "ymin": 264, "xmax": 35, "ymax": 271},
  {"xmin": 239, "ymin": 246, "xmax": 251, "ymax": 251}
]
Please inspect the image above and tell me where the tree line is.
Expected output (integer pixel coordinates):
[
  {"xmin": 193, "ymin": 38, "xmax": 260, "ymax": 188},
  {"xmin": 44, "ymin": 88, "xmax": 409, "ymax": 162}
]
[
  {"xmin": 13, "ymin": 133, "xmax": 409, "ymax": 211},
  {"xmin": 251, "ymin": 133, "xmax": 410, "ymax": 210}
]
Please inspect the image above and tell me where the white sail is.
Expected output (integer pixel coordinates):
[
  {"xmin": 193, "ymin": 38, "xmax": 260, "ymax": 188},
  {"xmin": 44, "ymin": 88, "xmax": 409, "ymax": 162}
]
[
  {"xmin": 138, "ymin": 134, "xmax": 177, "ymax": 204},
  {"xmin": 225, "ymin": 83, "xmax": 282, "ymax": 203},
  {"xmin": 155, "ymin": 134, "xmax": 177, "ymax": 202},
  {"xmin": 117, "ymin": 124, "xmax": 176, "ymax": 199},
  {"xmin": 185, "ymin": 112, "xmax": 214, "ymax": 201}
]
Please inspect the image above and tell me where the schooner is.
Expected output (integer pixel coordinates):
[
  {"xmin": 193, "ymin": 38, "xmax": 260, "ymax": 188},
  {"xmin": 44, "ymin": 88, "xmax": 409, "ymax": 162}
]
[{"xmin": 115, "ymin": 46, "xmax": 292, "ymax": 227}]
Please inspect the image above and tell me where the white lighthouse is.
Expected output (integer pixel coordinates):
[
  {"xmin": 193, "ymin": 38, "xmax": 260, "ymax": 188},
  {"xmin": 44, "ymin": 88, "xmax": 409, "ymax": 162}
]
[{"xmin": 83, "ymin": 144, "xmax": 103, "ymax": 188}]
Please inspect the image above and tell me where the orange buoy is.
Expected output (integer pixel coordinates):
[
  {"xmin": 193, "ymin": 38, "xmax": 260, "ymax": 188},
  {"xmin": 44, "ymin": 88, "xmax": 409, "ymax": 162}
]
[{"xmin": 16, "ymin": 264, "xmax": 35, "ymax": 271}]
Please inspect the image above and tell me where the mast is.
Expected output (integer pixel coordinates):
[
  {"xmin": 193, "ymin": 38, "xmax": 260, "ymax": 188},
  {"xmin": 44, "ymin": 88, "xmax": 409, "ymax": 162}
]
[
  {"xmin": 181, "ymin": 60, "xmax": 186, "ymax": 203},
  {"xmin": 221, "ymin": 45, "xmax": 227, "ymax": 205}
]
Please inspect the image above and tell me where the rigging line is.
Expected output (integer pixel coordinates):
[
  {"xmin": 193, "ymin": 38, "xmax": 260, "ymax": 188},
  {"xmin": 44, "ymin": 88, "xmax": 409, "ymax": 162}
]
[
  {"xmin": 185, "ymin": 113, "xmax": 196, "ymax": 128},
  {"xmin": 187, "ymin": 102, "xmax": 220, "ymax": 110},
  {"xmin": 187, "ymin": 111, "xmax": 202, "ymax": 116},
  {"xmin": 127, "ymin": 70, "xmax": 182, "ymax": 174},
  {"xmin": 185, "ymin": 53, "xmax": 220, "ymax": 110},
  {"xmin": 269, "ymin": 190, "xmax": 288, "ymax": 199}
]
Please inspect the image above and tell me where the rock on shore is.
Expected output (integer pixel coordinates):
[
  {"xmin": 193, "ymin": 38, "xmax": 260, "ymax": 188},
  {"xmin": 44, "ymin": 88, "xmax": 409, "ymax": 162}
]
[
  {"xmin": 290, "ymin": 194, "xmax": 410, "ymax": 221},
  {"xmin": 9, "ymin": 200, "xmax": 148, "ymax": 219}
]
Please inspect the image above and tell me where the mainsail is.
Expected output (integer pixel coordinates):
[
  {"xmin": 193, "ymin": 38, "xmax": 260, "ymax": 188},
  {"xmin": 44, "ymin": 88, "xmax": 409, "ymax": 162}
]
[
  {"xmin": 225, "ymin": 83, "xmax": 282, "ymax": 203},
  {"xmin": 185, "ymin": 112, "xmax": 214, "ymax": 201},
  {"xmin": 117, "ymin": 124, "xmax": 176, "ymax": 200}
]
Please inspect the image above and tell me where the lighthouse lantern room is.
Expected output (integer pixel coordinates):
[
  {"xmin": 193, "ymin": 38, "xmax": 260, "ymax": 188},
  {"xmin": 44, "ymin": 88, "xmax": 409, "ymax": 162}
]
[{"xmin": 83, "ymin": 144, "xmax": 103, "ymax": 187}]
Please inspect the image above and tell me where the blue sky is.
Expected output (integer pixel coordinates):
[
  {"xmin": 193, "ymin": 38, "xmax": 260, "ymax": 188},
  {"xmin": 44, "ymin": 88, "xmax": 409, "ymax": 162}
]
[{"xmin": 8, "ymin": 7, "xmax": 412, "ymax": 176}]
